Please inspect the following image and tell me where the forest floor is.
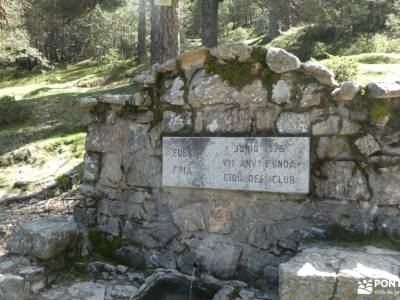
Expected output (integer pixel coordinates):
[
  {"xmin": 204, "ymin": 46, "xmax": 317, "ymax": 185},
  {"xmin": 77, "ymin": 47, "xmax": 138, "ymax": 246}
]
[{"xmin": 0, "ymin": 59, "xmax": 144, "ymax": 203}]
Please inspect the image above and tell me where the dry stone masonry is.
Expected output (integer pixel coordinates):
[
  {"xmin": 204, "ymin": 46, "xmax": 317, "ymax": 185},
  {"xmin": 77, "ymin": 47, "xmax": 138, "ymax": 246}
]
[{"xmin": 75, "ymin": 44, "xmax": 400, "ymax": 298}]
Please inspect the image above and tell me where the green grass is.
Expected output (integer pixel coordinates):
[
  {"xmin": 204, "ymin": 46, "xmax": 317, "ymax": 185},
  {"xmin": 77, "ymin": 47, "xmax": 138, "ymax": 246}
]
[
  {"xmin": 0, "ymin": 58, "xmax": 144, "ymax": 197},
  {"xmin": 0, "ymin": 59, "xmax": 143, "ymax": 155}
]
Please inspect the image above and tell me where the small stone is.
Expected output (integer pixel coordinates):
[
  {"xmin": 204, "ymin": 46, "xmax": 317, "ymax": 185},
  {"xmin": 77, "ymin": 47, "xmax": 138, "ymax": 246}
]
[
  {"xmin": 312, "ymin": 116, "xmax": 340, "ymax": 135},
  {"xmin": 116, "ymin": 265, "xmax": 128, "ymax": 274},
  {"xmin": 355, "ymin": 134, "xmax": 381, "ymax": 157},
  {"xmin": 340, "ymin": 118, "xmax": 362, "ymax": 135},
  {"xmin": 300, "ymin": 84, "xmax": 324, "ymax": 108},
  {"xmin": 301, "ymin": 61, "xmax": 338, "ymax": 87},
  {"xmin": 160, "ymin": 77, "xmax": 185, "ymax": 105},
  {"xmin": 162, "ymin": 111, "xmax": 192, "ymax": 133},
  {"xmin": 272, "ymin": 79, "xmax": 292, "ymax": 105},
  {"xmin": 331, "ymin": 81, "xmax": 361, "ymax": 101},
  {"xmin": 266, "ymin": 47, "xmax": 301, "ymax": 73},
  {"xmin": 367, "ymin": 81, "xmax": 400, "ymax": 99},
  {"xmin": 276, "ymin": 112, "xmax": 312, "ymax": 134}
]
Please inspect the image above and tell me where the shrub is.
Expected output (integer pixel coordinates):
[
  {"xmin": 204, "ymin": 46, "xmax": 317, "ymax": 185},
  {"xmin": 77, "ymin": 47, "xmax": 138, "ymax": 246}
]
[
  {"xmin": 324, "ymin": 56, "xmax": 359, "ymax": 82},
  {"xmin": 0, "ymin": 96, "xmax": 32, "ymax": 126},
  {"xmin": 338, "ymin": 33, "xmax": 400, "ymax": 55}
]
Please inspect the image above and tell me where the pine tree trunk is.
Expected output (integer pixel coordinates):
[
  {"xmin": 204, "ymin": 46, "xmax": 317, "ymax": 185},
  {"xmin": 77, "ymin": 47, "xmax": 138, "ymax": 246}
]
[
  {"xmin": 267, "ymin": 10, "xmax": 280, "ymax": 39},
  {"xmin": 201, "ymin": 0, "xmax": 219, "ymax": 48},
  {"xmin": 138, "ymin": 0, "xmax": 147, "ymax": 64},
  {"xmin": 151, "ymin": 0, "xmax": 180, "ymax": 64}
]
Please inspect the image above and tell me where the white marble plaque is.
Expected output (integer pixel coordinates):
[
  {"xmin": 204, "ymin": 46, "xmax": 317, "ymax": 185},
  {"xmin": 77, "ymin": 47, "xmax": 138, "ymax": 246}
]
[{"xmin": 162, "ymin": 137, "xmax": 310, "ymax": 193}]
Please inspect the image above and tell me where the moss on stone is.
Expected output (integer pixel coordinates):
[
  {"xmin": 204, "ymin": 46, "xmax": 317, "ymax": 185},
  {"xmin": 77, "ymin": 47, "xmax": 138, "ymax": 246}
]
[
  {"xmin": 89, "ymin": 230, "xmax": 125, "ymax": 259},
  {"xmin": 251, "ymin": 46, "xmax": 268, "ymax": 66},
  {"xmin": 324, "ymin": 225, "xmax": 400, "ymax": 251},
  {"xmin": 203, "ymin": 54, "xmax": 256, "ymax": 90},
  {"xmin": 371, "ymin": 101, "xmax": 391, "ymax": 122}
]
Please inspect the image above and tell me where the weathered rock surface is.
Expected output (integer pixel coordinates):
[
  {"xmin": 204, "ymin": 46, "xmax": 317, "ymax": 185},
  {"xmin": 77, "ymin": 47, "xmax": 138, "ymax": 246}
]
[
  {"xmin": 188, "ymin": 70, "xmax": 267, "ymax": 107},
  {"xmin": 301, "ymin": 61, "xmax": 338, "ymax": 86},
  {"xmin": 179, "ymin": 236, "xmax": 242, "ymax": 279},
  {"xmin": 272, "ymin": 79, "xmax": 293, "ymax": 105},
  {"xmin": 355, "ymin": 134, "xmax": 381, "ymax": 157},
  {"xmin": 312, "ymin": 115, "xmax": 340, "ymax": 135},
  {"xmin": 280, "ymin": 246, "xmax": 400, "ymax": 300},
  {"xmin": 160, "ymin": 77, "xmax": 185, "ymax": 105},
  {"xmin": 7, "ymin": 216, "xmax": 79, "ymax": 260},
  {"xmin": 210, "ymin": 43, "xmax": 252, "ymax": 62},
  {"xmin": 300, "ymin": 83, "xmax": 324, "ymax": 107},
  {"xmin": 368, "ymin": 165, "xmax": 400, "ymax": 205},
  {"xmin": 177, "ymin": 48, "xmax": 209, "ymax": 80},
  {"xmin": 317, "ymin": 137, "xmax": 354, "ymax": 159},
  {"xmin": 266, "ymin": 48, "xmax": 301, "ymax": 73},
  {"xmin": 316, "ymin": 161, "xmax": 370, "ymax": 201},
  {"xmin": 162, "ymin": 111, "xmax": 192, "ymax": 132},
  {"xmin": 276, "ymin": 112, "xmax": 312, "ymax": 134},
  {"xmin": 331, "ymin": 81, "xmax": 361, "ymax": 101},
  {"xmin": 367, "ymin": 81, "xmax": 400, "ymax": 99},
  {"xmin": 255, "ymin": 107, "xmax": 279, "ymax": 132},
  {"xmin": 0, "ymin": 274, "xmax": 27, "ymax": 300},
  {"xmin": 199, "ymin": 107, "xmax": 253, "ymax": 133}
]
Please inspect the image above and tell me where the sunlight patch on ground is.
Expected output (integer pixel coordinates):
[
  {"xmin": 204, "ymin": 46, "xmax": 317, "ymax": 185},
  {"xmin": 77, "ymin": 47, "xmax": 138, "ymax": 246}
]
[
  {"xmin": 357, "ymin": 64, "xmax": 400, "ymax": 85},
  {"xmin": 0, "ymin": 133, "xmax": 85, "ymax": 202}
]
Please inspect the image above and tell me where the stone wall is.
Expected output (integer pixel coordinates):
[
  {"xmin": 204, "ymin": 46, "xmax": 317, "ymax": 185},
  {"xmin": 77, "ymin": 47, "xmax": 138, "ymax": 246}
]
[{"xmin": 76, "ymin": 45, "xmax": 400, "ymax": 291}]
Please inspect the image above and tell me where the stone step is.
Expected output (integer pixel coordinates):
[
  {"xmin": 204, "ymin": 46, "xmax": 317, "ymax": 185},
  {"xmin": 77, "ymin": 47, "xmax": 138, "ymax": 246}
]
[{"xmin": 7, "ymin": 216, "xmax": 79, "ymax": 260}]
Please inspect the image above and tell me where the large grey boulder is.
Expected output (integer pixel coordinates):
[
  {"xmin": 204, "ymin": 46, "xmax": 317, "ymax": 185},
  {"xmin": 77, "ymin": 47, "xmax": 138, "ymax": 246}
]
[
  {"xmin": 266, "ymin": 48, "xmax": 301, "ymax": 73},
  {"xmin": 0, "ymin": 274, "xmax": 27, "ymax": 300},
  {"xmin": 7, "ymin": 216, "xmax": 79, "ymax": 260},
  {"xmin": 280, "ymin": 246, "xmax": 400, "ymax": 300},
  {"xmin": 301, "ymin": 61, "xmax": 338, "ymax": 87},
  {"xmin": 367, "ymin": 81, "xmax": 400, "ymax": 99}
]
